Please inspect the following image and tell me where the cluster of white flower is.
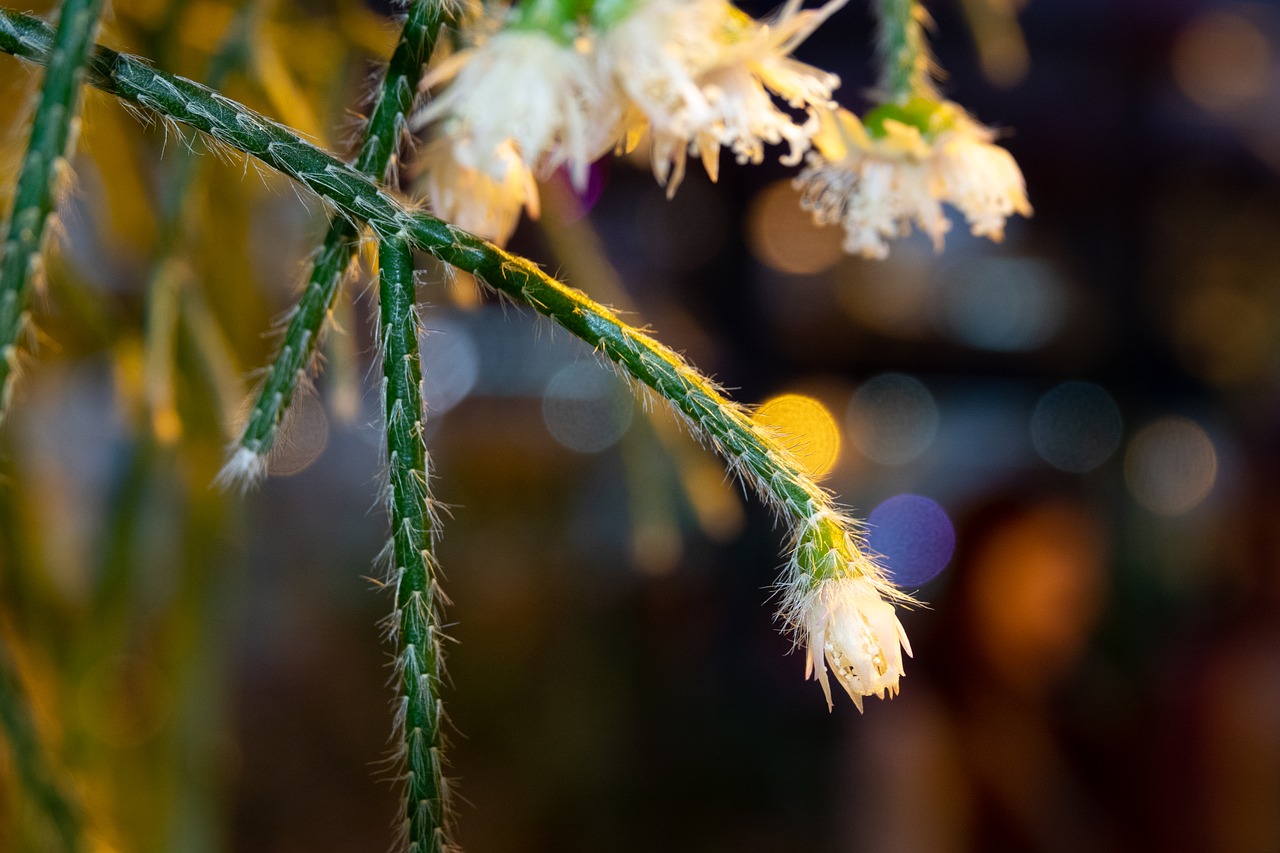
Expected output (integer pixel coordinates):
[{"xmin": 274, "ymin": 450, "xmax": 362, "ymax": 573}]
[
  {"xmin": 412, "ymin": 0, "xmax": 846, "ymax": 243},
  {"xmin": 411, "ymin": 0, "xmax": 1031, "ymax": 255},
  {"xmin": 796, "ymin": 99, "xmax": 1032, "ymax": 258}
]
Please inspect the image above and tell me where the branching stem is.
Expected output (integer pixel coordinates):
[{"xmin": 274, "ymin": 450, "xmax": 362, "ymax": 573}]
[
  {"xmin": 232, "ymin": 0, "xmax": 446, "ymax": 472},
  {"xmin": 0, "ymin": 2, "xmax": 885, "ymax": 588}
]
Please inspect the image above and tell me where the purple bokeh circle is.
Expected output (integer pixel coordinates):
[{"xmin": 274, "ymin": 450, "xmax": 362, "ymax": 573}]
[{"xmin": 866, "ymin": 494, "xmax": 956, "ymax": 587}]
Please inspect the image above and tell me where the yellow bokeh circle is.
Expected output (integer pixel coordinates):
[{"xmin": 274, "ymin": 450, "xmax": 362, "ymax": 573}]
[{"xmin": 755, "ymin": 393, "xmax": 842, "ymax": 479}]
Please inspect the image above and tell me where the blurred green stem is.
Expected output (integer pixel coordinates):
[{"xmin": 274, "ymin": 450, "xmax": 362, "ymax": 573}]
[
  {"xmin": 875, "ymin": 0, "xmax": 936, "ymax": 102},
  {"xmin": 0, "ymin": 0, "xmax": 104, "ymax": 417},
  {"xmin": 144, "ymin": 3, "xmax": 254, "ymax": 442},
  {"xmin": 80, "ymin": 0, "xmax": 254, "ymax": 709},
  {"xmin": 0, "ymin": 640, "xmax": 82, "ymax": 852}
]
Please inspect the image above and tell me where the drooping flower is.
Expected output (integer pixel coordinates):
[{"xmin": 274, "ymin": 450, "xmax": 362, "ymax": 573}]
[
  {"xmin": 801, "ymin": 573, "xmax": 913, "ymax": 712},
  {"xmin": 932, "ymin": 120, "xmax": 1032, "ymax": 242},
  {"xmin": 780, "ymin": 509, "xmax": 914, "ymax": 711},
  {"xmin": 795, "ymin": 98, "xmax": 1031, "ymax": 258},
  {"xmin": 597, "ymin": 0, "xmax": 846, "ymax": 196},
  {"xmin": 796, "ymin": 106, "xmax": 944, "ymax": 258},
  {"xmin": 417, "ymin": 137, "xmax": 539, "ymax": 247},
  {"xmin": 414, "ymin": 24, "xmax": 621, "ymax": 192}
]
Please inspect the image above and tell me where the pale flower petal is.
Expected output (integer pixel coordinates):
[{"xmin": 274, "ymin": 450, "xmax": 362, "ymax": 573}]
[
  {"xmin": 802, "ymin": 574, "xmax": 912, "ymax": 712},
  {"xmin": 417, "ymin": 138, "xmax": 538, "ymax": 247},
  {"xmin": 797, "ymin": 116, "xmax": 946, "ymax": 258},
  {"xmin": 933, "ymin": 124, "xmax": 1032, "ymax": 241},
  {"xmin": 415, "ymin": 28, "xmax": 621, "ymax": 191},
  {"xmin": 796, "ymin": 103, "xmax": 1031, "ymax": 258},
  {"xmin": 598, "ymin": 0, "xmax": 845, "ymax": 194}
]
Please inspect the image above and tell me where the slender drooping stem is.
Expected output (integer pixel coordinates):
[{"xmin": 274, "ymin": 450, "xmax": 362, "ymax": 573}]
[
  {"xmin": 378, "ymin": 237, "xmax": 448, "ymax": 853},
  {"xmin": 226, "ymin": 0, "xmax": 447, "ymax": 480},
  {"xmin": 0, "ymin": 6, "xmax": 889, "ymax": 593},
  {"xmin": 874, "ymin": 0, "xmax": 936, "ymax": 103},
  {"xmin": 142, "ymin": 3, "xmax": 256, "ymax": 444},
  {"xmin": 0, "ymin": 641, "xmax": 83, "ymax": 852},
  {"xmin": 0, "ymin": 0, "xmax": 103, "ymax": 417}
]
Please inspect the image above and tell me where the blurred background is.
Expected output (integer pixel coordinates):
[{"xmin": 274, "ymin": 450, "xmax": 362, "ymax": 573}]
[{"xmin": 3, "ymin": 0, "xmax": 1280, "ymax": 850}]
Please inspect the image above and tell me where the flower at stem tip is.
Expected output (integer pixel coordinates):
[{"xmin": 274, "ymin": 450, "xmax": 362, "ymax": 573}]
[
  {"xmin": 796, "ymin": 97, "xmax": 1031, "ymax": 259},
  {"xmin": 801, "ymin": 573, "xmax": 913, "ymax": 712}
]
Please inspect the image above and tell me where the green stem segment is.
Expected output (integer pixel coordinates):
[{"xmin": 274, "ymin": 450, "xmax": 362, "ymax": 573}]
[
  {"xmin": 0, "ymin": 0, "xmax": 103, "ymax": 417},
  {"xmin": 378, "ymin": 237, "xmax": 447, "ymax": 853},
  {"xmin": 0, "ymin": 641, "xmax": 83, "ymax": 853},
  {"xmin": 233, "ymin": 0, "xmax": 445, "ymax": 469},
  {"xmin": 0, "ymin": 6, "xmax": 858, "ymax": 572},
  {"xmin": 875, "ymin": 0, "xmax": 936, "ymax": 103}
]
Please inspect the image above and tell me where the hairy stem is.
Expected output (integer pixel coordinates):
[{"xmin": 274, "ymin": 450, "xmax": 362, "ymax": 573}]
[
  {"xmin": 0, "ymin": 0, "xmax": 104, "ymax": 417},
  {"xmin": 0, "ymin": 7, "xmax": 883, "ymax": 588},
  {"xmin": 230, "ymin": 0, "xmax": 446, "ymax": 476},
  {"xmin": 378, "ymin": 237, "xmax": 448, "ymax": 853},
  {"xmin": 875, "ymin": 0, "xmax": 936, "ymax": 103},
  {"xmin": 0, "ymin": 640, "xmax": 82, "ymax": 852}
]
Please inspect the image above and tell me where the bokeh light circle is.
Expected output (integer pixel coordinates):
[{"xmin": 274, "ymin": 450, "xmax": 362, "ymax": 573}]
[
  {"xmin": 1172, "ymin": 283, "xmax": 1273, "ymax": 386},
  {"xmin": 542, "ymin": 362, "xmax": 635, "ymax": 453},
  {"xmin": 268, "ymin": 389, "xmax": 329, "ymax": 476},
  {"xmin": 867, "ymin": 494, "xmax": 956, "ymax": 587},
  {"xmin": 1030, "ymin": 381, "xmax": 1123, "ymax": 473},
  {"xmin": 754, "ymin": 393, "xmax": 841, "ymax": 478},
  {"xmin": 847, "ymin": 373, "xmax": 939, "ymax": 465},
  {"xmin": 420, "ymin": 317, "xmax": 479, "ymax": 414},
  {"xmin": 1173, "ymin": 11, "xmax": 1270, "ymax": 112},
  {"xmin": 1124, "ymin": 417, "xmax": 1218, "ymax": 515},
  {"xmin": 943, "ymin": 257, "xmax": 1068, "ymax": 352},
  {"xmin": 747, "ymin": 180, "xmax": 845, "ymax": 275}
]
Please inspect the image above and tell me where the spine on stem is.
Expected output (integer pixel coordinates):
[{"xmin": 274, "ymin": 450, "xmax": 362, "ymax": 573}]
[
  {"xmin": 221, "ymin": 0, "xmax": 447, "ymax": 485},
  {"xmin": 0, "ymin": 0, "xmax": 104, "ymax": 418},
  {"xmin": 0, "ymin": 8, "xmax": 913, "ymax": 709},
  {"xmin": 378, "ymin": 237, "xmax": 449, "ymax": 853}
]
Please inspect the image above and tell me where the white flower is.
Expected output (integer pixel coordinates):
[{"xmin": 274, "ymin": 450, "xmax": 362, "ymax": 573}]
[
  {"xmin": 797, "ymin": 108, "xmax": 945, "ymax": 258},
  {"xmin": 933, "ymin": 124, "xmax": 1031, "ymax": 242},
  {"xmin": 802, "ymin": 574, "xmax": 912, "ymax": 712},
  {"xmin": 417, "ymin": 138, "xmax": 539, "ymax": 247},
  {"xmin": 415, "ymin": 27, "xmax": 621, "ymax": 191},
  {"xmin": 599, "ymin": 0, "xmax": 846, "ymax": 196},
  {"xmin": 795, "ymin": 102, "xmax": 1031, "ymax": 258}
]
